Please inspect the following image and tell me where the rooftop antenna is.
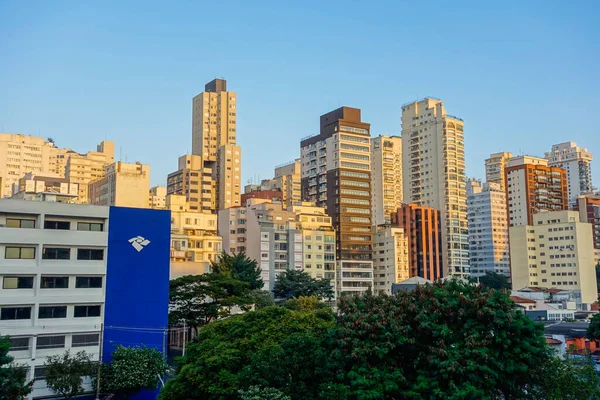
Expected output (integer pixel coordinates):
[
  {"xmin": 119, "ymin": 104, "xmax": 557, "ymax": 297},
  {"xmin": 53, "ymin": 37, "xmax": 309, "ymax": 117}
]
[{"xmin": 119, "ymin": 146, "xmax": 123, "ymax": 161}]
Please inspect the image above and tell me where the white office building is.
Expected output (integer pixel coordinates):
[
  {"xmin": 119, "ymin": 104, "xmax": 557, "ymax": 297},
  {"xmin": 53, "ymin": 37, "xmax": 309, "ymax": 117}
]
[{"xmin": 0, "ymin": 199, "xmax": 108, "ymax": 399}]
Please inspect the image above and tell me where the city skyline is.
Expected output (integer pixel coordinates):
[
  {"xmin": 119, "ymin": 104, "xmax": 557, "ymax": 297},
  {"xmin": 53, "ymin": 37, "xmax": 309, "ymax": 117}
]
[{"xmin": 1, "ymin": 1, "xmax": 598, "ymax": 188}]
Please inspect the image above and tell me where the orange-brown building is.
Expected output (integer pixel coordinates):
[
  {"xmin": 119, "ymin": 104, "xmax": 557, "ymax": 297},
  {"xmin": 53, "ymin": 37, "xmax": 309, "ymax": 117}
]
[
  {"xmin": 392, "ymin": 204, "xmax": 443, "ymax": 281},
  {"xmin": 574, "ymin": 194, "xmax": 600, "ymax": 257},
  {"xmin": 241, "ymin": 189, "xmax": 283, "ymax": 206},
  {"xmin": 505, "ymin": 156, "xmax": 568, "ymax": 227}
]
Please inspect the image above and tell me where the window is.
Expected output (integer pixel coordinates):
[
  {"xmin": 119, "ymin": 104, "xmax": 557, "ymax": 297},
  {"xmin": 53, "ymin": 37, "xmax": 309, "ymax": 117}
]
[
  {"xmin": 40, "ymin": 276, "xmax": 69, "ymax": 289},
  {"xmin": 42, "ymin": 247, "xmax": 71, "ymax": 260},
  {"xmin": 2, "ymin": 276, "xmax": 34, "ymax": 289},
  {"xmin": 44, "ymin": 220, "xmax": 70, "ymax": 230},
  {"xmin": 72, "ymin": 333, "xmax": 100, "ymax": 347},
  {"xmin": 77, "ymin": 222, "xmax": 103, "ymax": 232},
  {"xmin": 5, "ymin": 247, "xmax": 35, "ymax": 259},
  {"xmin": 74, "ymin": 305, "xmax": 101, "ymax": 318},
  {"xmin": 77, "ymin": 249, "xmax": 104, "ymax": 260},
  {"xmin": 34, "ymin": 366, "xmax": 47, "ymax": 380},
  {"xmin": 8, "ymin": 337, "xmax": 30, "ymax": 351},
  {"xmin": 36, "ymin": 335, "xmax": 65, "ymax": 350},
  {"xmin": 0, "ymin": 307, "xmax": 31, "ymax": 320},
  {"xmin": 39, "ymin": 306, "xmax": 67, "ymax": 319},
  {"xmin": 6, "ymin": 218, "xmax": 35, "ymax": 229},
  {"xmin": 75, "ymin": 277, "xmax": 103, "ymax": 289}
]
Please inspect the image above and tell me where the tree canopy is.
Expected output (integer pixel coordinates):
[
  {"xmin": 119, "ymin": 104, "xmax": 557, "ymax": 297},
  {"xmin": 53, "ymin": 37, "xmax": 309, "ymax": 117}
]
[
  {"xmin": 99, "ymin": 345, "xmax": 168, "ymax": 399},
  {"xmin": 160, "ymin": 279, "xmax": 600, "ymax": 400},
  {"xmin": 0, "ymin": 336, "xmax": 32, "ymax": 400},
  {"xmin": 44, "ymin": 350, "xmax": 93, "ymax": 399},
  {"xmin": 273, "ymin": 269, "xmax": 334, "ymax": 300},
  {"xmin": 159, "ymin": 306, "xmax": 336, "ymax": 400},
  {"xmin": 211, "ymin": 251, "xmax": 264, "ymax": 290},
  {"xmin": 477, "ymin": 271, "xmax": 511, "ymax": 291}
]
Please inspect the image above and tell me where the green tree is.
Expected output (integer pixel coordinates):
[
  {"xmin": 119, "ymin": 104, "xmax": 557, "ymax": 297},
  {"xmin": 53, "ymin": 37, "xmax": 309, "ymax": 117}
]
[
  {"xmin": 587, "ymin": 312, "xmax": 600, "ymax": 340},
  {"xmin": 249, "ymin": 289, "xmax": 275, "ymax": 309},
  {"xmin": 273, "ymin": 270, "xmax": 334, "ymax": 300},
  {"xmin": 283, "ymin": 296, "xmax": 328, "ymax": 311},
  {"xmin": 477, "ymin": 271, "xmax": 511, "ymax": 291},
  {"xmin": 239, "ymin": 386, "xmax": 291, "ymax": 400},
  {"xmin": 530, "ymin": 354, "xmax": 600, "ymax": 399},
  {"xmin": 44, "ymin": 350, "xmax": 93, "ymax": 399},
  {"xmin": 0, "ymin": 336, "xmax": 32, "ymax": 400},
  {"xmin": 212, "ymin": 251, "xmax": 264, "ymax": 290},
  {"xmin": 100, "ymin": 346, "xmax": 168, "ymax": 399},
  {"xmin": 328, "ymin": 279, "xmax": 551, "ymax": 399},
  {"xmin": 159, "ymin": 306, "xmax": 336, "ymax": 400},
  {"xmin": 168, "ymin": 273, "xmax": 254, "ymax": 330}
]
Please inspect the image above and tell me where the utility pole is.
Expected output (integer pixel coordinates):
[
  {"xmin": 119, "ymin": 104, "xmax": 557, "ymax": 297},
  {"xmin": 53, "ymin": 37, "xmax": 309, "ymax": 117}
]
[
  {"xmin": 95, "ymin": 323, "xmax": 104, "ymax": 400},
  {"xmin": 182, "ymin": 320, "xmax": 187, "ymax": 357},
  {"xmin": 162, "ymin": 327, "xmax": 167, "ymax": 362}
]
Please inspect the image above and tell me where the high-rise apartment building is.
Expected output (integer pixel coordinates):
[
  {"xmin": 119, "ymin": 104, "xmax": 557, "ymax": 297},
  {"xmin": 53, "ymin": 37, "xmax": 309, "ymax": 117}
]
[
  {"xmin": 545, "ymin": 142, "xmax": 594, "ymax": 204},
  {"xmin": 574, "ymin": 194, "xmax": 600, "ymax": 263},
  {"xmin": 401, "ymin": 98, "xmax": 468, "ymax": 277},
  {"xmin": 510, "ymin": 210, "xmax": 598, "ymax": 307},
  {"xmin": 466, "ymin": 179, "xmax": 510, "ymax": 277},
  {"xmin": 372, "ymin": 226, "xmax": 409, "ymax": 294},
  {"xmin": 168, "ymin": 195, "xmax": 221, "ymax": 278},
  {"xmin": 88, "ymin": 162, "xmax": 150, "ymax": 208},
  {"xmin": 505, "ymin": 156, "xmax": 568, "ymax": 227},
  {"xmin": 371, "ymin": 135, "xmax": 403, "ymax": 226},
  {"xmin": 218, "ymin": 200, "xmax": 336, "ymax": 292},
  {"xmin": 0, "ymin": 133, "xmax": 60, "ymax": 198},
  {"xmin": 149, "ymin": 185, "xmax": 167, "ymax": 209},
  {"xmin": 485, "ymin": 152, "xmax": 513, "ymax": 192},
  {"xmin": 300, "ymin": 107, "xmax": 373, "ymax": 296},
  {"xmin": 65, "ymin": 140, "xmax": 115, "ymax": 204},
  {"xmin": 274, "ymin": 159, "xmax": 302, "ymax": 208},
  {"xmin": 392, "ymin": 204, "xmax": 443, "ymax": 281},
  {"xmin": 191, "ymin": 78, "xmax": 241, "ymax": 212},
  {"xmin": 167, "ymin": 154, "xmax": 215, "ymax": 212}
]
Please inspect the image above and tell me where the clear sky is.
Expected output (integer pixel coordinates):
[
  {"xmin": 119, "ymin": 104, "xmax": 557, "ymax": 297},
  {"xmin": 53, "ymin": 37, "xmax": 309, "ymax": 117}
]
[{"xmin": 1, "ymin": 1, "xmax": 599, "ymax": 187}]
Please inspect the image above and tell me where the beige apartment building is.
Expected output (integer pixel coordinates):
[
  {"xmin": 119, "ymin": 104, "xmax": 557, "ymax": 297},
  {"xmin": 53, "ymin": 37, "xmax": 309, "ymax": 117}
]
[
  {"xmin": 274, "ymin": 159, "xmax": 302, "ymax": 208},
  {"xmin": 10, "ymin": 172, "xmax": 79, "ymax": 202},
  {"xmin": 485, "ymin": 152, "xmax": 513, "ymax": 192},
  {"xmin": 65, "ymin": 140, "xmax": 115, "ymax": 203},
  {"xmin": 191, "ymin": 78, "xmax": 241, "ymax": 212},
  {"xmin": 373, "ymin": 226, "xmax": 409, "ymax": 294},
  {"xmin": 218, "ymin": 200, "xmax": 336, "ymax": 293},
  {"xmin": 371, "ymin": 135, "xmax": 403, "ymax": 226},
  {"xmin": 510, "ymin": 210, "xmax": 598, "ymax": 308},
  {"xmin": 401, "ymin": 98, "xmax": 469, "ymax": 277},
  {"xmin": 0, "ymin": 133, "xmax": 60, "ymax": 197},
  {"xmin": 505, "ymin": 155, "xmax": 568, "ymax": 227},
  {"xmin": 149, "ymin": 186, "xmax": 167, "ymax": 209},
  {"xmin": 167, "ymin": 154, "xmax": 215, "ymax": 212},
  {"xmin": 545, "ymin": 142, "xmax": 594, "ymax": 204},
  {"xmin": 88, "ymin": 161, "xmax": 150, "ymax": 208},
  {"xmin": 168, "ymin": 195, "xmax": 222, "ymax": 278}
]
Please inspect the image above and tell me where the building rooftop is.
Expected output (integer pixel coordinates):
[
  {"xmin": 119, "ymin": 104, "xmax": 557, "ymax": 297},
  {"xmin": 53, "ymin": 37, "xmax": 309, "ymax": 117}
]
[{"xmin": 510, "ymin": 295, "xmax": 537, "ymax": 304}]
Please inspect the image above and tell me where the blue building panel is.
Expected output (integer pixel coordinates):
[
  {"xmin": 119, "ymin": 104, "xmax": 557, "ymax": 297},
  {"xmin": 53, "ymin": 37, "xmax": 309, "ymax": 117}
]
[{"xmin": 103, "ymin": 206, "xmax": 171, "ymax": 399}]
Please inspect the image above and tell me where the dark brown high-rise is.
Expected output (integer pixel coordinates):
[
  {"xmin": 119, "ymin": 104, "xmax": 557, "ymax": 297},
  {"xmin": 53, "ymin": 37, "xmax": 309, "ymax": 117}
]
[
  {"xmin": 393, "ymin": 204, "xmax": 443, "ymax": 281},
  {"xmin": 300, "ymin": 107, "xmax": 373, "ymax": 296}
]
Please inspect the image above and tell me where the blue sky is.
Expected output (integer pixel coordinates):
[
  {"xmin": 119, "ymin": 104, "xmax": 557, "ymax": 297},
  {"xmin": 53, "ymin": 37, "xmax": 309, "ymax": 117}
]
[{"xmin": 1, "ymin": 1, "xmax": 599, "ymax": 187}]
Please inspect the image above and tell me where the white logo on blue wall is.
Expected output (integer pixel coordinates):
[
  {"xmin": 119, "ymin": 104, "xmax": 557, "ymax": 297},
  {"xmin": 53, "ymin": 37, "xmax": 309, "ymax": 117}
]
[{"xmin": 128, "ymin": 236, "xmax": 151, "ymax": 252}]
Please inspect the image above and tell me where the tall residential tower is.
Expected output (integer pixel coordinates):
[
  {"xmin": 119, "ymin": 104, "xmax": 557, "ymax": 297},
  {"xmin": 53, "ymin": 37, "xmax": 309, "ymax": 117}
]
[
  {"xmin": 301, "ymin": 107, "xmax": 373, "ymax": 297},
  {"xmin": 371, "ymin": 135, "xmax": 403, "ymax": 226},
  {"xmin": 191, "ymin": 79, "xmax": 241, "ymax": 212},
  {"xmin": 545, "ymin": 142, "xmax": 594, "ymax": 204},
  {"xmin": 401, "ymin": 98, "xmax": 469, "ymax": 277}
]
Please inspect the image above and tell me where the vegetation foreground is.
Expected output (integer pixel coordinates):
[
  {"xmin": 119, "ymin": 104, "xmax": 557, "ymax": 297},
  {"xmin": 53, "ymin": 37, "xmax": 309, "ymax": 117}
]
[{"xmin": 160, "ymin": 279, "xmax": 600, "ymax": 400}]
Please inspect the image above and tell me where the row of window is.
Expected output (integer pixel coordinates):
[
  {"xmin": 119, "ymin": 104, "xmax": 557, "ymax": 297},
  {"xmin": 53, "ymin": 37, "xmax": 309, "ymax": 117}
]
[
  {"xmin": 9, "ymin": 332, "xmax": 99, "ymax": 354},
  {"xmin": 4, "ymin": 247, "xmax": 104, "ymax": 260},
  {"xmin": 2, "ymin": 276, "xmax": 102, "ymax": 289},
  {"xmin": 0, "ymin": 305, "xmax": 101, "ymax": 320},
  {"xmin": 5, "ymin": 218, "xmax": 104, "ymax": 231}
]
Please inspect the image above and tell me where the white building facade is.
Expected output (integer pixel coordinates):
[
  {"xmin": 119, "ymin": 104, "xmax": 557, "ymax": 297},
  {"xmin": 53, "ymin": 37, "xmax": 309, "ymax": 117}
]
[
  {"xmin": 467, "ymin": 179, "xmax": 510, "ymax": 277},
  {"xmin": 545, "ymin": 142, "xmax": 594, "ymax": 204}
]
